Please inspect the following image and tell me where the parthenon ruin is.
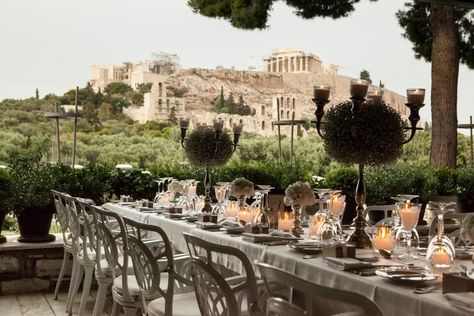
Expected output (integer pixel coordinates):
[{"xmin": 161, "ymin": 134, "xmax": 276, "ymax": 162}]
[{"xmin": 264, "ymin": 49, "xmax": 324, "ymax": 73}]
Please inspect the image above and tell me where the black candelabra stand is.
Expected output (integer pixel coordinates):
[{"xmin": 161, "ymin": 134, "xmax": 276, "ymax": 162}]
[
  {"xmin": 179, "ymin": 119, "xmax": 242, "ymax": 213},
  {"xmin": 313, "ymin": 82, "xmax": 425, "ymax": 248}
]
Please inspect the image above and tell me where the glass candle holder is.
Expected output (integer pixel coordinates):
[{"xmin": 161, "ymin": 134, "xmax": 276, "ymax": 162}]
[
  {"xmin": 278, "ymin": 211, "xmax": 293, "ymax": 232},
  {"xmin": 314, "ymin": 85, "xmax": 330, "ymax": 101},
  {"xmin": 309, "ymin": 212, "xmax": 326, "ymax": 239},
  {"xmin": 350, "ymin": 79, "xmax": 369, "ymax": 99},
  {"xmin": 373, "ymin": 225, "xmax": 395, "ymax": 252},
  {"xmin": 406, "ymin": 88, "xmax": 425, "ymax": 104}
]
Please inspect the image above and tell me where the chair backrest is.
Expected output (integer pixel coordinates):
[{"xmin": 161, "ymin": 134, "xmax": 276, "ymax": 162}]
[
  {"xmin": 122, "ymin": 217, "xmax": 176, "ymax": 315},
  {"xmin": 62, "ymin": 195, "xmax": 82, "ymax": 253},
  {"xmin": 89, "ymin": 205, "xmax": 127, "ymax": 277},
  {"xmin": 183, "ymin": 233, "xmax": 261, "ymax": 316},
  {"xmin": 363, "ymin": 204, "xmax": 398, "ymax": 225},
  {"xmin": 75, "ymin": 198, "xmax": 99, "ymax": 264},
  {"xmin": 266, "ymin": 297, "xmax": 306, "ymax": 316},
  {"xmin": 52, "ymin": 190, "xmax": 71, "ymax": 245},
  {"xmin": 257, "ymin": 263, "xmax": 383, "ymax": 316}
]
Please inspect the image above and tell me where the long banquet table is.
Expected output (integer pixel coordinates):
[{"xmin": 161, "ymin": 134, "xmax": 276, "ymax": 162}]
[{"xmin": 103, "ymin": 203, "xmax": 472, "ymax": 316}]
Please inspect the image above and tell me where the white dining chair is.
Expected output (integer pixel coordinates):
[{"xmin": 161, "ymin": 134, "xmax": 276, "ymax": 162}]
[
  {"xmin": 183, "ymin": 233, "xmax": 263, "ymax": 316},
  {"xmin": 257, "ymin": 263, "xmax": 383, "ymax": 316},
  {"xmin": 363, "ymin": 204, "xmax": 398, "ymax": 225},
  {"xmin": 111, "ymin": 217, "xmax": 198, "ymax": 316},
  {"xmin": 52, "ymin": 190, "xmax": 74, "ymax": 300}
]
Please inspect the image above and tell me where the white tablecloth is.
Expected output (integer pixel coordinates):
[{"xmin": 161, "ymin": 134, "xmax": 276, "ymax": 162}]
[{"xmin": 103, "ymin": 203, "xmax": 473, "ymax": 316}]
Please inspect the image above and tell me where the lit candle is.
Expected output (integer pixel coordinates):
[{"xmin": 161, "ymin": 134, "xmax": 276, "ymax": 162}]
[
  {"xmin": 239, "ymin": 207, "xmax": 253, "ymax": 224},
  {"xmin": 187, "ymin": 183, "xmax": 197, "ymax": 196},
  {"xmin": 309, "ymin": 213, "xmax": 326, "ymax": 238},
  {"xmin": 225, "ymin": 201, "xmax": 239, "ymax": 218},
  {"xmin": 350, "ymin": 79, "xmax": 369, "ymax": 99},
  {"xmin": 213, "ymin": 118, "xmax": 224, "ymax": 131},
  {"xmin": 278, "ymin": 212, "xmax": 293, "ymax": 232},
  {"xmin": 330, "ymin": 195, "xmax": 345, "ymax": 217},
  {"xmin": 233, "ymin": 123, "xmax": 243, "ymax": 134},
  {"xmin": 407, "ymin": 88, "xmax": 425, "ymax": 104},
  {"xmin": 430, "ymin": 246, "xmax": 451, "ymax": 267},
  {"xmin": 194, "ymin": 198, "xmax": 205, "ymax": 211},
  {"xmin": 179, "ymin": 118, "xmax": 189, "ymax": 129},
  {"xmin": 373, "ymin": 225, "xmax": 395, "ymax": 251},
  {"xmin": 399, "ymin": 204, "xmax": 420, "ymax": 230},
  {"xmin": 314, "ymin": 85, "xmax": 330, "ymax": 101}
]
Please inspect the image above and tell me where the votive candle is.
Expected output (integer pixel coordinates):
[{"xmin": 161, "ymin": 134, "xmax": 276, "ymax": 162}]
[
  {"xmin": 213, "ymin": 118, "xmax": 224, "ymax": 131},
  {"xmin": 179, "ymin": 118, "xmax": 190, "ymax": 129},
  {"xmin": 399, "ymin": 204, "xmax": 420, "ymax": 230},
  {"xmin": 350, "ymin": 79, "xmax": 369, "ymax": 99},
  {"xmin": 373, "ymin": 225, "xmax": 395, "ymax": 251},
  {"xmin": 407, "ymin": 88, "xmax": 425, "ymax": 104},
  {"xmin": 279, "ymin": 212, "xmax": 292, "ymax": 232},
  {"xmin": 314, "ymin": 85, "xmax": 330, "ymax": 101},
  {"xmin": 309, "ymin": 213, "xmax": 326, "ymax": 238},
  {"xmin": 233, "ymin": 123, "xmax": 243, "ymax": 134},
  {"xmin": 330, "ymin": 195, "xmax": 345, "ymax": 217},
  {"xmin": 430, "ymin": 246, "xmax": 451, "ymax": 267},
  {"xmin": 239, "ymin": 207, "xmax": 253, "ymax": 224},
  {"xmin": 225, "ymin": 201, "xmax": 239, "ymax": 218}
]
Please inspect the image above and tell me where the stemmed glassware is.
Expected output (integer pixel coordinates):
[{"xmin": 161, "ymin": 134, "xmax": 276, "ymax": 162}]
[
  {"xmin": 397, "ymin": 203, "xmax": 421, "ymax": 260},
  {"xmin": 212, "ymin": 185, "xmax": 228, "ymax": 216},
  {"xmin": 316, "ymin": 190, "xmax": 342, "ymax": 245},
  {"xmin": 329, "ymin": 194, "xmax": 346, "ymax": 243},
  {"xmin": 154, "ymin": 177, "xmax": 174, "ymax": 204},
  {"xmin": 425, "ymin": 201, "xmax": 456, "ymax": 269}
]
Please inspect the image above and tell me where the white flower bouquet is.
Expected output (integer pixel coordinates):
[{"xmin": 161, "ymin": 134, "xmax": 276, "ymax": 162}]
[
  {"xmin": 284, "ymin": 182, "xmax": 316, "ymax": 207},
  {"xmin": 229, "ymin": 178, "xmax": 254, "ymax": 198},
  {"xmin": 461, "ymin": 214, "xmax": 474, "ymax": 245}
]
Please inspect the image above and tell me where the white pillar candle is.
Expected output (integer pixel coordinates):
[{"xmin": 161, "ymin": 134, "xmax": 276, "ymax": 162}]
[
  {"xmin": 399, "ymin": 205, "xmax": 420, "ymax": 230},
  {"xmin": 330, "ymin": 195, "xmax": 345, "ymax": 217}
]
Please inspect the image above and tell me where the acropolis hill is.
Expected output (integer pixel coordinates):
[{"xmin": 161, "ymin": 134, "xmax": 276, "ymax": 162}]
[{"xmin": 90, "ymin": 49, "xmax": 409, "ymax": 136}]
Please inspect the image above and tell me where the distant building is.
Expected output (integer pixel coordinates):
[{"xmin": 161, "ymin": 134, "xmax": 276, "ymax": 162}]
[{"xmin": 264, "ymin": 48, "xmax": 325, "ymax": 74}]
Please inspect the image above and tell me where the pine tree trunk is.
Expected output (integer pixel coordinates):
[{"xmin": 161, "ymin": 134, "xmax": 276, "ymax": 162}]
[{"xmin": 430, "ymin": 4, "xmax": 459, "ymax": 168}]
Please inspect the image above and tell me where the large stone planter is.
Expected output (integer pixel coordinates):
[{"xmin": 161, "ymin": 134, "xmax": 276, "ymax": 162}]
[
  {"xmin": 0, "ymin": 212, "xmax": 7, "ymax": 243},
  {"xmin": 16, "ymin": 211, "xmax": 55, "ymax": 243}
]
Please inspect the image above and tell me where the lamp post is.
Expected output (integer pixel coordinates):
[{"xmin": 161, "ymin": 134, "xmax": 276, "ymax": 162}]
[
  {"xmin": 312, "ymin": 82, "xmax": 425, "ymax": 249},
  {"xmin": 179, "ymin": 118, "xmax": 242, "ymax": 213}
]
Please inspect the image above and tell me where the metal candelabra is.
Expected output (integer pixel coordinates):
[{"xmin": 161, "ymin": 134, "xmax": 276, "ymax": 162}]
[
  {"xmin": 179, "ymin": 119, "xmax": 242, "ymax": 213},
  {"xmin": 312, "ymin": 82, "xmax": 425, "ymax": 248}
]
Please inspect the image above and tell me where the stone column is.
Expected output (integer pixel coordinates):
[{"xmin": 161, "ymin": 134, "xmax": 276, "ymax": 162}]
[{"xmin": 292, "ymin": 57, "xmax": 296, "ymax": 72}]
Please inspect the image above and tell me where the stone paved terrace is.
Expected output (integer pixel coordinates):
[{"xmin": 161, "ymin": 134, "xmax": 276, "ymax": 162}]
[{"xmin": 0, "ymin": 291, "xmax": 113, "ymax": 316}]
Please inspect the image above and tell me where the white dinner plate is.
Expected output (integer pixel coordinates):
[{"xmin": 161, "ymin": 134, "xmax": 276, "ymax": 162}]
[{"xmin": 375, "ymin": 267, "xmax": 437, "ymax": 284}]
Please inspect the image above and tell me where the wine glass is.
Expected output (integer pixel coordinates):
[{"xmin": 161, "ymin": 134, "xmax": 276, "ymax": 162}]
[
  {"xmin": 425, "ymin": 201, "xmax": 457, "ymax": 269},
  {"xmin": 329, "ymin": 194, "xmax": 346, "ymax": 243},
  {"xmin": 212, "ymin": 185, "xmax": 227, "ymax": 216},
  {"xmin": 397, "ymin": 203, "xmax": 421, "ymax": 260}
]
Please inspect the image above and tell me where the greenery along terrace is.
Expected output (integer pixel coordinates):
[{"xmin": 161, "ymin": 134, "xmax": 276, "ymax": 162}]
[{"xmin": 1, "ymin": 85, "xmax": 474, "ymax": 233}]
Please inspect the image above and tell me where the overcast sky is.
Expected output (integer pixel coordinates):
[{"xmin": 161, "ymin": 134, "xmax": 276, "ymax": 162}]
[{"xmin": 1, "ymin": 0, "xmax": 473, "ymax": 126}]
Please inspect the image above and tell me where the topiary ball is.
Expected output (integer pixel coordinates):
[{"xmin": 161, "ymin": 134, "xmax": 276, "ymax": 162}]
[
  {"xmin": 323, "ymin": 100, "xmax": 405, "ymax": 165},
  {"xmin": 184, "ymin": 127, "xmax": 234, "ymax": 168}
]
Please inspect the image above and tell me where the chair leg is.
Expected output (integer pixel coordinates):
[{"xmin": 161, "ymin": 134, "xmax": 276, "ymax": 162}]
[
  {"xmin": 54, "ymin": 249, "xmax": 70, "ymax": 300},
  {"xmin": 77, "ymin": 265, "xmax": 94, "ymax": 316},
  {"xmin": 67, "ymin": 264, "xmax": 85, "ymax": 316},
  {"xmin": 111, "ymin": 300, "xmax": 118, "ymax": 316},
  {"xmin": 66, "ymin": 259, "xmax": 79, "ymax": 312},
  {"xmin": 92, "ymin": 280, "xmax": 110, "ymax": 316}
]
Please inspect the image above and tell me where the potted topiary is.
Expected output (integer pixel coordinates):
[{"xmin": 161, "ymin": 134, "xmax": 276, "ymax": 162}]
[
  {"xmin": 183, "ymin": 126, "xmax": 235, "ymax": 212},
  {"xmin": 455, "ymin": 168, "xmax": 474, "ymax": 213},
  {"xmin": 0, "ymin": 168, "xmax": 12, "ymax": 243},
  {"xmin": 323, "ymin": 100, "xmax": 405, "ymax": 247},
  {"xmin": 9, "ymin": 160, "xmax": 57, "ymax": 242}
]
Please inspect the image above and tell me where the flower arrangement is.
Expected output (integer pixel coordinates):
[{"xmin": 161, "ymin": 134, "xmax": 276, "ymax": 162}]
[
  {"xmin": 229, "ymin": 177, "xmax": 254, "ymax": 198},
  {"xmin": 323, "ymin": 100, "xmax": 405, "ymax": 165},
  {"xmin": 184, "ymin": 127, "xmax": 234, "ymax": 168},
  {"xmin": 460, "ymin": 214, "xmax": 474, "ymax": 245},
  {"xmin": 284, "ymin": 181, "xmax": 316, "ymax": 207},
  {"xmin": 168, "ymin": 180, "xmax": 184, "ymax": 194}
]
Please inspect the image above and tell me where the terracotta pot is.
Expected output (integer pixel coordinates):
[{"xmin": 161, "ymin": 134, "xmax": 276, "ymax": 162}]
[{"xmin": 16, "ymin": 211, "xmax": 55, "ymax": 243}]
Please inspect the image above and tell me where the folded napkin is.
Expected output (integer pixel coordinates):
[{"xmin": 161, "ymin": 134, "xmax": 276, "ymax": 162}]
[
  {"xmin": 220, "ymin": 219, "xmax": 241, "ymax": 228},
  {"xmin": 270, "ymin": 231, "xmax": 294, "ymax": 238},
  {"xmin": 326, "ymin": 257, "xmax": 372, "ymax": 271},
  {"xmin": 445, "ymin": 292, "xmax": 474, "ymax": 313}
]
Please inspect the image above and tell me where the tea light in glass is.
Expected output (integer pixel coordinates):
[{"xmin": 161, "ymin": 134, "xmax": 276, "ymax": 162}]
[
  {"xmin": 225, "ymin": 201, "xmax": 239, "ymax": 218},
  {"xmin": 373, "ymin": 225, "xmax": 395, "ymax": 251},
  {"xmin": 194, "ymin": 198, "xmax": 205, "ymax": 211},
  {"xmin": 279, "ymin": 212, "xmax": 292, "ymax": 232},
  {"xmin": 239, "ymin": 207, "xmax": 253, "ymax": 224},
  {"xmin": 309, "ymin": 212, "xmax": 326, "ymax": 239}
]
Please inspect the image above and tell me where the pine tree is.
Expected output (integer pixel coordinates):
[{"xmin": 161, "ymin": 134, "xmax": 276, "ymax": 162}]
[
  {"xmin": 359, "ymin": 69, "xmax": 372, "ymax": 84},
  {"xmin": 35, "ymin": 88, "xmax": 39, "ymax": 99}
]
